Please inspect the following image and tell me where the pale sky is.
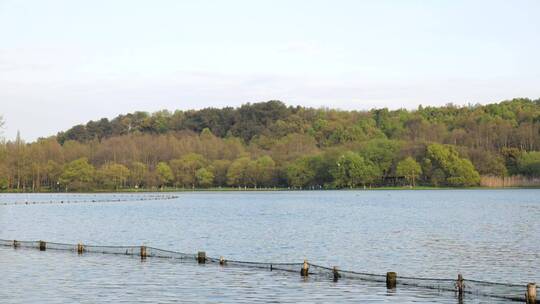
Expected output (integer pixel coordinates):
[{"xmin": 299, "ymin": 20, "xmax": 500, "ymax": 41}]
[{"xmin": 1, "ymin": 0, "xmax": 539, "ymax": 141}]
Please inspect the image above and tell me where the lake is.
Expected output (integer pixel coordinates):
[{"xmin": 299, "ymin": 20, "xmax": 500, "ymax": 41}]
[{"xmin": 0, "ymin": 190, "xmax": 539, "ymax": 303}]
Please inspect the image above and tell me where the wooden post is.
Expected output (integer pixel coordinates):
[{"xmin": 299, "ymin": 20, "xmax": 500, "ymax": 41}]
[
  {"xmin": 386, "ymin": 272, "xmax": 397, "ymax": 289},
  {"xmin": 456, "ymin": 274, "xmax": 464, "ymax": 296},
  {"xmin": 300, "ymin": 260, "xmax": 309, "ymax": 277},
  {"xmin": 197, "ymin": 251, "xmax": 206, "ymax": 264},
  {"xmin": 13, "ymin": 240, "xmax": 19, "ymax": 248},
  {"xmin": 77, "ymin": 243, "xmax": 84, "ymax": 255},
  {"xmin": 39, "ymin": 241, "xmax": 46, "ymax": 251},
  {"xmin": 219, "ymin": 256, "xmax": 226, "ymax": 266},
  {"xmin": 333, "ymin": 266, "xmax": 341, "ymax": 282},
  {"xmin": 527, "ymin": 283, "xmax": 537, "ymax": 304},
  {"xmin": 140, "ymin": 246, "xmax": 147, "ymax": 260}
]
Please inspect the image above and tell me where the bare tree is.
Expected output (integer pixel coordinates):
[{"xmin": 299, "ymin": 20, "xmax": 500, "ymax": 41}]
[{"xmin": 0, "ymin": 115, "xmax": 4, "ymax": 137}]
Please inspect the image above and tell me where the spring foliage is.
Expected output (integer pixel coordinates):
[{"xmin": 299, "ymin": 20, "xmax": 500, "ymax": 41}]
[{"xmin": 0, "ymin": 98, "xmax": 539, "ymax": 191}]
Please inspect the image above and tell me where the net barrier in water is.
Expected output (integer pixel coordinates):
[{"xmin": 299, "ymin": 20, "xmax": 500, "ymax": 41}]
[
  {"xmin": 0, "ymin": 194, "xmax": 178, "ymax": 206},
  {"xmin": 0, "ymin": 239, "xmax": 537, "ymax": 303}
]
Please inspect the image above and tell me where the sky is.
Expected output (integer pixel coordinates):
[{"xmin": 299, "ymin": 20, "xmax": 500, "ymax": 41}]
[{"xmin": 1, "ymin": 0, "xmax": 539, "ymax": 141}]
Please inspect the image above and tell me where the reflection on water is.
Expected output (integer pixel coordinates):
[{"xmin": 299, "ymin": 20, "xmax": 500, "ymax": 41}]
[{"xmin": 0, "ymin": 190, "xmax": 538, "ymax": 303}]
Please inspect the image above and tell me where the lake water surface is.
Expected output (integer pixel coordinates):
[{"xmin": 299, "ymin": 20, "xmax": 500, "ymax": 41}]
[{"xmin": 0, "ymin": 190, "xmax": 539, "ymax": 303}]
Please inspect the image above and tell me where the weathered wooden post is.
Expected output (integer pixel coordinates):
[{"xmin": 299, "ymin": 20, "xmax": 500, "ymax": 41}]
[
  {"xmin": 219, "ymin": 256, "xmax": 226, "ymax": 266},
  {"xmin": 77, "ymin": 243, "xmax": 84, "ymax": 255},
  {"xmin": 140, "ymin": 245, "xmax": 147, "ymax": 260},
  {"xmin": 300, "ymin": 260, "xmax": 309, "ymax": 277},
  {"xmin": 39, "ymin": 240, "xmax": 46, "ymax": 251},
  {"xmin": 333, "ymin": 266, "xmax": 341, "ymax": 282},
  {"xmin": 13, "ymin": 240, "xmax": 20, "ymax": 248},
  {"xmin": 386, "ymin": 272, "xmax": 397, "ymax": 289},
  {"xmin": 456, "ymin": 274, "xmax": 464, "ymax": 296},
  {"xmin": 197, "ymin": 251, "xmax": 206, "ymax": 264},
  {"xmin": 526, "ymin": 283, "xmax": 537, "ymax": 304}
]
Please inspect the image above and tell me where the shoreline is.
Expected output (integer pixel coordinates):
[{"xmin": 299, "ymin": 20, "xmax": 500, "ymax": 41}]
[{"xmin": 1, "ymin": 186, "xmax": 539, "ymax": 194}]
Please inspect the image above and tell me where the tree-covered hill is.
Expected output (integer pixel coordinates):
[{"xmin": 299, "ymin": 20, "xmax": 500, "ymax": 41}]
[
  {"xmin": 1, "ymin": 98, "xmax": 540, "ymax": 191},
  {"xmin": 57, "ymin": 99, "xmax": 540, "ymax": 151}
]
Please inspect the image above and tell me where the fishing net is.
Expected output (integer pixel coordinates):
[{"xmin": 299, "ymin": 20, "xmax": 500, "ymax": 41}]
[
  {"xmin": 0, "ymin": 194, "xmax": 178, "ymax": 206},
  {"xmin": 0, "ymin": 239, "xmax": 535, "ymax": 302}
]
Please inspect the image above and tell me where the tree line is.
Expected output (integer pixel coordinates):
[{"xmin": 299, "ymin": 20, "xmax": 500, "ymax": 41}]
[{"xmin": 0, "ymin": 98, "xmax": 539, "ymax": 191}]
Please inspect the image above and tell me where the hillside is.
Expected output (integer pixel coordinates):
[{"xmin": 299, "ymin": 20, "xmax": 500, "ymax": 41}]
[{"xmin": 1, "ymin": 98, "xmax": 540, "ymax": 191}]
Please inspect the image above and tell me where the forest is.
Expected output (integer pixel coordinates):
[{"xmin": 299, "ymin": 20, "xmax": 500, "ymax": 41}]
[{"xmin": 0, "ymin": 98, "xmax": 539, "ymax": 192}]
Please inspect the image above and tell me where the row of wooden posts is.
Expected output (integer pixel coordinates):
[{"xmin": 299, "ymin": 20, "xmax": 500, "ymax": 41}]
[{"xmin": 12, "ymin": 240, "xmax": 539, "ymax": 303}]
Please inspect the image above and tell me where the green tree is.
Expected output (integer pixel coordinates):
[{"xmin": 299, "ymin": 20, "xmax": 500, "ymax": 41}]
[
  {"xmin": 170, "ymin": 153, "xmax": 206, "ymax": 188},
  {"xmin": 517, "ymin": 151, "xmax": 540, "ymax": 177},
  {"xmin": 286, "ymin": 157, "xmax": 316, "ymax": 188},
  {"xmin": 332, "ymin": 152, "xmax": 379, "ymax": 188},
  {"xmin": 468, "ymin": 149, "xmax": 507, "ymax": 177},
  {"xmin": 446, "ymin": 158, "xmax": 481, "ymax": 186},
  {"xmin": 426, "ymin": 144, "xmax": 480, "ymax": 186},
  {"xmin": 246, "ymin": 155, "xmax": 275, "ymax": 187},
  {"xmin": 211, "ymin": 159, "xmax": 231, "ymax": 186},
  {"xmin": 231, "ymin": 100, "xmax": 289, "ymax": 141},
  {"xmin": 227, "ymin": 157, "xmax": 250, "ymax": 187},
  {"xmin": 155, "ymin": 162, "xmax": 173, "ymax": 188},
  {"xmin": 501, "ymin": 147, "xmax": 522, "ymax": 175},
  {"xmin": 431, "ymin": 168, "xmax": 446, "ymax": 187},
  {"xmin": 0, "ymin": 161, "xmax": 8, "ymax": 190},
  {"xmin": 59, "ymin": 158, "xmax": 95, "ymax": 191},
  {"xmin": 97, "ymin": 162, "xmax": 130, "ymax": 189},
  {"xmin": 396, "ymin": 157, "xmax": 422, "ymax": 187},
  {"xmin": 195, "ymin": 167, "xmax": 214, "ymax": 188},
  {"xmin": 360, "ymin": 138, "xmax": 401, "ymax": 178},
  {"xmin": 44, "ymin": 160, "xmax": 62, "ymax": 190}
]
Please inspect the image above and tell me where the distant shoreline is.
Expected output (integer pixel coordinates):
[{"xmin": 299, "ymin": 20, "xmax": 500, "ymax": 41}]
[{"xmin": 1, "ymin": 186, "xmax": 539, "ymax": 194}]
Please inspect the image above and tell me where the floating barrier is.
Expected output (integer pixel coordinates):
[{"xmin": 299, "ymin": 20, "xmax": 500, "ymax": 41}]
[
  {"xmin": 0, "ymin": 194, "xmax": 178, "ymax": 206},
  {"xmin": 0, "ymin": 239, "xmax": 536, "ymax": 302}
]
